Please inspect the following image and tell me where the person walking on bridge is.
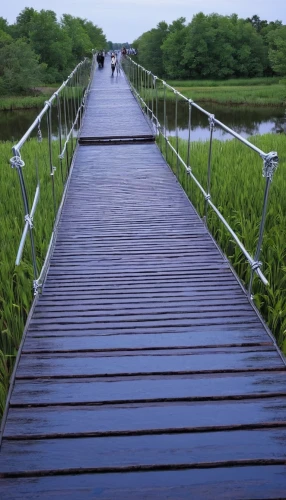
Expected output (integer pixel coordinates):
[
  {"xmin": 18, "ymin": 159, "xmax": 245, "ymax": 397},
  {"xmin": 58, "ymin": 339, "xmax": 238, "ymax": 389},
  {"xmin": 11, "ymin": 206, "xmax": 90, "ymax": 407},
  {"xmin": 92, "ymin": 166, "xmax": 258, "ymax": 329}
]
[{"xmin": 111, "ymin": 53, "xmax": 116, "ymax": 77}]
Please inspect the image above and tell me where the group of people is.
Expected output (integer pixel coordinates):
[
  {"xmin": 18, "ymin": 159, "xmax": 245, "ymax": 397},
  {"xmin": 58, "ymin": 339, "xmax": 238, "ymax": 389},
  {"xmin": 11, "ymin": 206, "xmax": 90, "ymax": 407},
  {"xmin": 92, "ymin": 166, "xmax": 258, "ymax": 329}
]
[{"xmin": 96, "ymin": 47, "xmax": 138, "ymax": 76}]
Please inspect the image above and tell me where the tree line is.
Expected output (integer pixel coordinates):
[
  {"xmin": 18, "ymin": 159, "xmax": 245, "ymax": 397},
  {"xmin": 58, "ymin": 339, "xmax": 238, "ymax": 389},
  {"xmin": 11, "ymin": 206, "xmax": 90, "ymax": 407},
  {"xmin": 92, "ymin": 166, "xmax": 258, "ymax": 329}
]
[
  {"xmin": 0, "ymin": 8, "xmax": 106, "ymax": 94},
  {"xmin": 133, "ymin": 14, "xmax": 286, "ymax": 79}
]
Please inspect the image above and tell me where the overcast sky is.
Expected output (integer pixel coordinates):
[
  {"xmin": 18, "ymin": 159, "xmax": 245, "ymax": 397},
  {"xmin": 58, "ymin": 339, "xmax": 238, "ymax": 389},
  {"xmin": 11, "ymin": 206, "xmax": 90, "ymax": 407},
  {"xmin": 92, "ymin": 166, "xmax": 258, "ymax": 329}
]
[{"xmin": 3, "ymin": 0, "xmax": 286, "ymax": 43}]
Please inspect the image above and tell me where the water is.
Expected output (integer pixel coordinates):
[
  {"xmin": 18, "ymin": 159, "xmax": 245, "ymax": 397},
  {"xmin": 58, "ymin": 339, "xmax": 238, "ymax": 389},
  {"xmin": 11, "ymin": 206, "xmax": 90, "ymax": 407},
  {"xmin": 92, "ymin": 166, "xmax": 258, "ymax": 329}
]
[
  {"xmin": 0, "ymin": 101, "xmax": 285, "ymax": 143},
  {"xmin": 156, "ymin": 101, "xmax": 286, "ymax": 142},
  {"xmin": 0, "ymin": 104, "xmax": 77, "ymax": 143}
]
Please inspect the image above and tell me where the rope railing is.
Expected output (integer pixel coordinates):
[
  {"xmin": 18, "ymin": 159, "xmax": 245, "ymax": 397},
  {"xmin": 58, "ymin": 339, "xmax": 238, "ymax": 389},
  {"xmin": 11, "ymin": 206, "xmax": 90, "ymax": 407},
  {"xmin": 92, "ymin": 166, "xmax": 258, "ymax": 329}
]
[
  {"xmin": 10, "ymin": 57, "xmax": 94, "ymax": 296},
  {"xmin": 122, "ymin": 57, "xmax": 279, "ymax": 297}
]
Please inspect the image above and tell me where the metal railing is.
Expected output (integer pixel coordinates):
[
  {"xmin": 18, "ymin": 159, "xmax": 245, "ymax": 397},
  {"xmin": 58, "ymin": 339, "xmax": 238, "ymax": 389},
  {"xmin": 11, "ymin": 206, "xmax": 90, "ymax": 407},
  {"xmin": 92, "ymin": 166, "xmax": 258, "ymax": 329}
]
[
  {"xmin": 10, "ymin": 57, "xmax": 94, "ymax": 295},
  {"xmin": 123, "ymin": 57, "xmax": 279, "ymax": 297}
]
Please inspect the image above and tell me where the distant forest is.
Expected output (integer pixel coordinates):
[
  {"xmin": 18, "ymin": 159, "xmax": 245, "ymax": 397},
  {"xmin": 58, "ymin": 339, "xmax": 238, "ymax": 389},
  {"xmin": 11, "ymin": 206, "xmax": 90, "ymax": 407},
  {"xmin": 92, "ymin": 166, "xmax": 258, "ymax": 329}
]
[
  {"xmin": 1, "ymin": 10, "xmax": 286, "ymax": 95},
  {"xmin": 133, "ymin": 14, "xmax": 286, "ymax": 79},
  {"xmin": 0, "ymin": 8, "xmax": 106, "ymax": 94}
]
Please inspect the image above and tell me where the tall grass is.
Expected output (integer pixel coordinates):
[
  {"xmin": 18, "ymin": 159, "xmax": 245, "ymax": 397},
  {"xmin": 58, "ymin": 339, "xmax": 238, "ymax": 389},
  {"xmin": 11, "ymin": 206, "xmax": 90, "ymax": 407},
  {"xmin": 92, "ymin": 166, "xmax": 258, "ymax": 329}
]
[
  {"xmin": 158, "ymin": 133, "xmax": 286, "ymax": 350},
  {"xmin": 0, "ymin": 86, "xmax": 83, "ymax": 111},
  {"xmin": 167, "ymin": 77, "xmax": 282, "ymax": 88},
  {"xmin": 152, "ymin": 84, "xmax": 286, "ymax": 106},
  {"xmin": 0, "ymin": 93, "xmax": 54, "ymax": 111},
  {"xmin": 0, "ymin": 136, "xmax": 74, "ymax": 416}
]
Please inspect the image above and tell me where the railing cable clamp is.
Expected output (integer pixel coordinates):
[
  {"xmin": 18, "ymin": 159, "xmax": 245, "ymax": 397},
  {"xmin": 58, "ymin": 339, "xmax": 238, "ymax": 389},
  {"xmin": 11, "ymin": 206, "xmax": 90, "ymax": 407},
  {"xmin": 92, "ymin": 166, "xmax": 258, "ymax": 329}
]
[
  {"xmin": 208, "ymin": 114, "xmax": 215, "ymax": 130},
  {"xmin": 251, "ymin": 260, "xmax": 262, "ymax": 272},
  {"xmin": 24, "ymin": 214, "xmax": 33, "ymax": 228},
  {"xmin": 262, "ymin": 151, "xmax": 279, "ymax": 181},
  {"xmin": 10, "ymin": 156, "xmax": 25, "ymax": 169},
  {"xmin": 33, "ymin": 279, "xmax": 42, "ymax": 296}
]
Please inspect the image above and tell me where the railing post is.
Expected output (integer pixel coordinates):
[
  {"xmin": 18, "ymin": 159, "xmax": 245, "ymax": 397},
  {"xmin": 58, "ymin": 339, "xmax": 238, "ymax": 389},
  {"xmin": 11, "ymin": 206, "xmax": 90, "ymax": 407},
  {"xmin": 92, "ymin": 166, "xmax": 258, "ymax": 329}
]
[
  {"xmin": 187, "ymin": 100, "xmax": 193, "ymax": 199},
  {"xmin": 10, "ymin": 152, "xmax": 38, "ymax": 279},
  {"xmin": 248, "ymin": 151, "xmax": 279, "ymax": 297},
  {"xmin": 56, "ymin": 93, "xmax": 64, "ymax": 184},
  {"xmin": 205, "ymin": 114, "xmax": 215, "ymax": 224},
  {"xmin": 163, "ymin": 82, "xmax": 168, "ymax": 162},
  {"xmin": 46, "ymin": 101, "xmax": 57, "ymax": 218},
  {"xmin": 151, "ymin": 74, "xmax": 154, "ymax": 124},
  {"xmin": 175, "ymin": 90, "xmax": 179, "ymax": 177}
]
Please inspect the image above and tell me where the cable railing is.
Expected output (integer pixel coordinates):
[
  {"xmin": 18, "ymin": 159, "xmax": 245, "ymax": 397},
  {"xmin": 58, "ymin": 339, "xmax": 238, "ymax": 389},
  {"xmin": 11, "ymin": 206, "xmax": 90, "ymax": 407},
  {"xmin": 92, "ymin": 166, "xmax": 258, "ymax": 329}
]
[
  {"xmin": 122, "ymin": 57, "xmax": 279, "ymax": 297},
  {"xmin": 9, "ymin": 56, "xmax": 94, "ymax": 296}
]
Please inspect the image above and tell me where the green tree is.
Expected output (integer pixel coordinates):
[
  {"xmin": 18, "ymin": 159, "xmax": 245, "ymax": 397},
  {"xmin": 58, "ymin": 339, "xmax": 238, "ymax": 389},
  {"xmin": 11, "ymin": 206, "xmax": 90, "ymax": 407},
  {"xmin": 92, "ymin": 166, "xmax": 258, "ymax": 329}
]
[
  {"xmin": 161, "ymin": 18, "xmax": 188, "ymax": 78},
  {"xmin": 28, "ymin": 10, "xmax": 73, "ymax": 81},
  {"xmin": 0, "ymin": 29, "xmax": 12, "ymax": 49},
  {"xmin": 233, "ymin": 18, "xmax": 266, "ymax": 77},
  {"xmin": 0, "ymin": 17, "xmax": 9, "ymax": 33},
  {"xmin": 61, "ymin": 15, "xmax": 92, "ymax": 61},
  {"xmin": 81, "ymin": 20, "xmax": 106, "ymax": 50},
  {"xmin": 260, "ymin": 20, "xmax": 283, "ymax": 76},
  {"xmin": 267, "ymin": 26, "xmax": 286, "ymax": 75},
  {"xmin": 182, "ymin": 13, "xmax": 237, "ymax": 79},
  {"xmin": 181, "ymin": 13, "xmax": 266, "ymax": 79},
  {"xmin": 245, "ymin": 15, "xmax": 268, "ymax": 33},
  {"xmin": 135, "ymin": 21, "xmax": 169, "ymax": 76},
  {"xmin": 0, "ymin": 39, "xmax": 44, "ymax": 94},
  {"xmin": 12, "ymin": 7, "xmax": 37, "ymax": 40}
]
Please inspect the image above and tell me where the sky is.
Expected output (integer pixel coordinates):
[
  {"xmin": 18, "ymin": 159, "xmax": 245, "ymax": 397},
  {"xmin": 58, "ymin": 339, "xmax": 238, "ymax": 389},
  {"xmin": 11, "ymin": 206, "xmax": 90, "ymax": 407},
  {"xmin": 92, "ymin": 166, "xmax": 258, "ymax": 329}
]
[{"xmin": 2, "ymin": 0, "xmax": 286, "ymax": 43}]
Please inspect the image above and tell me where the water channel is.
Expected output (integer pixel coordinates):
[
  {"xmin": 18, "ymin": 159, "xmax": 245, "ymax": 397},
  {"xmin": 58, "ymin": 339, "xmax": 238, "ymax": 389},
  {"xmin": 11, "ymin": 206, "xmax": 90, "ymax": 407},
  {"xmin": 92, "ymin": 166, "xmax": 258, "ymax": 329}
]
[
  {"xmin": 157, "ymin": 100, "xmax": 286, "ymax": 142},
  {"xmin": 0, "ymin": 101, "xmax": 285, "ymax": 143}
]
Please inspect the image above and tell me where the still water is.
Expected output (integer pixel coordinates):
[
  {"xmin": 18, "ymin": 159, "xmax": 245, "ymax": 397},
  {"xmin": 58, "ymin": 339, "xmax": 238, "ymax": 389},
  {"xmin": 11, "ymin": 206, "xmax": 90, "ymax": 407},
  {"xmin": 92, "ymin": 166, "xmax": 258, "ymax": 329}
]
[
  {"xmin": 157, "ymin": 101, "xmax": 286, "ymax": 142},
  {"xmin": 0, "ymin": 101, "xmax": 285, "ymax": 143},
  {"xmin": 0, "ymin": 107, "xmax": 75, "ymax": 143}
]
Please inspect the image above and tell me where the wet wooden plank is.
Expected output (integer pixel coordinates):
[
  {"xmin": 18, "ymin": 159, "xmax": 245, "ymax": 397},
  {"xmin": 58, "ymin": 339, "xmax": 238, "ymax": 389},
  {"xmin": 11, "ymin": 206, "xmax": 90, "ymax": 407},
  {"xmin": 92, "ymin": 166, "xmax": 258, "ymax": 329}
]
[
  {"xmin": 26, "ymin": 317, "xmax": 264, "ymax": 334},
  {"xmin": 31, "ymin": 303, "xmax": 253, "ymax": 321},
  {"xmin": 23, "ymin": 329, "xmax": 272, "ymax": 353},
  {"xmin": 16, "ymin": 348, "xmax": 282, "ymax": 379},
  {"xmin": 25, "ymin": 322, "xmax": 268, "ymax": 337},
  {"xmin": 32, "ymin": 297, "xmax": 249, "ymax": 314},
  {"xmin": 4, "ymin": 398, "xmax": 286, "ymax": 438},
  {"xmin": 1, "ymin": 466, "xmax": 286, "ymax": 499},
  {"xmin": 10, "ymin": 372, "xmax": 286, "ymax": 406},
  {"xmin": 28, "ymin": 310, "xmax": 258, "ymax": 328},
  {"xmin": 1, "ymin": 428, "xmax": 286, "ymax": 475}
]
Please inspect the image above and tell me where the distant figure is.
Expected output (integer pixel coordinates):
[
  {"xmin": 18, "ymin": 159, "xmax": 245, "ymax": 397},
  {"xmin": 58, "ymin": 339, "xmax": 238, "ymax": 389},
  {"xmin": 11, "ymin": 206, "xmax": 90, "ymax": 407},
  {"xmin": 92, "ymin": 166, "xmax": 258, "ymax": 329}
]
[
  {"xmin": 122, "ymin": 47, "xmax": 127, "ymax": 56},
  {"xmin": 116, "ymin": 53, "xmax": 121, "ymax": 75},
  {"xmin": 97, "ymin": 52, "xmax": 104, "ymax": 69},
  {"xmin": 111, "ymin": 53, "xmax": 116, "ymax": 77}
]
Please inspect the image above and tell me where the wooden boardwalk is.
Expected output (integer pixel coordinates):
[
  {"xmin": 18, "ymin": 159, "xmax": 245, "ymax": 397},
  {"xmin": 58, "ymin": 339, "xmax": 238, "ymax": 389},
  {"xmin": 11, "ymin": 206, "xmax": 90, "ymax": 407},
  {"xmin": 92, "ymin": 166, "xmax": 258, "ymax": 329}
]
[{"xmin": 1, "ymin": 56, "xmax": 286, "ymax": 499}]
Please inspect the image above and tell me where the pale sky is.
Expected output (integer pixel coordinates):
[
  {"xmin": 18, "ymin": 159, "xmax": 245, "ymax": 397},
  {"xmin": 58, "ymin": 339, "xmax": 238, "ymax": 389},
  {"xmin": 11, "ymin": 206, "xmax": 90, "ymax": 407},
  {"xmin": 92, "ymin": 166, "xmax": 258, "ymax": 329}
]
[{"xmin": 2, "ymin": 0, "xmax": 286, "ymax": 43}]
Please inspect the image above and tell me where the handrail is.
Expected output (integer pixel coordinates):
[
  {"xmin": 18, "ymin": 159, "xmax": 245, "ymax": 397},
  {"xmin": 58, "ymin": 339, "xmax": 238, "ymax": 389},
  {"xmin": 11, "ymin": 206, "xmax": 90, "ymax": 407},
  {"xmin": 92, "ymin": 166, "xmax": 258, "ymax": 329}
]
[
  {"xmin": 123, "ymin": 56, "xmax": 279, "ymax": 297},
  {"xmin": 10, "ymin": 56, "xmax": 94, "ymax": 295}
]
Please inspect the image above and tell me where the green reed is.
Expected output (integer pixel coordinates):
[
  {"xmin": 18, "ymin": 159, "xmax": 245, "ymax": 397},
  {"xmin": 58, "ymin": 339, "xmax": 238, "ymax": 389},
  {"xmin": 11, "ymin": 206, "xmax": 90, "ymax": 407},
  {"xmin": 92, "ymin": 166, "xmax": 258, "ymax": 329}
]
[
  {"xmin": 158, "ymin": 133, "xmax": 286, "ymax": 350},
  {"xmin": 0, "ymin": 136, "xmax": 75, "ymax": 416},
  {"xmin": 138, "ymin": 78, "xmax": 286, "ymax": 106}
]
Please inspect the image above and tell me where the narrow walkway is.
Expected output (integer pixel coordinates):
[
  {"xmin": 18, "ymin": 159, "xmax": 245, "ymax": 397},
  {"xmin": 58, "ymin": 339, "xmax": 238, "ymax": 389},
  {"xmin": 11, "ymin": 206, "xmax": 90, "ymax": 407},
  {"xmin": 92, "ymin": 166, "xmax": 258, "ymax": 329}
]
[{"xmin": 1, "ymin": 56, "xmax": 286, "ymax": 499}]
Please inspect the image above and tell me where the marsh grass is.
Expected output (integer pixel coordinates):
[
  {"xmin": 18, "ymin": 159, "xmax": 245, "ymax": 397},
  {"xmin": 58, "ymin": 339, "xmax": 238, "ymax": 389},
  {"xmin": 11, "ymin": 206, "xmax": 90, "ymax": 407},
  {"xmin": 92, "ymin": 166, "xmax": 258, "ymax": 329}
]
[
  {"xmin": 167, "ymin": 77, "xmax": 282, "ymax": 88},
  {"xmin": 0, "ymin": 136, "xmax": 74, "ymax": 415},
  {"xmin": 0, "ymin": 86, "xmax": 83, "ymax": 111},
  {"xmin": 0, "ymin": 93, "xmax": 54, "ymax": 111},
  {"xmin": 141, "ymin": 77, "xmax": 286, "ymax": 106},
  {"xmin": 158, "ymin": 133, "xmax": 286, "ymax": 350}
]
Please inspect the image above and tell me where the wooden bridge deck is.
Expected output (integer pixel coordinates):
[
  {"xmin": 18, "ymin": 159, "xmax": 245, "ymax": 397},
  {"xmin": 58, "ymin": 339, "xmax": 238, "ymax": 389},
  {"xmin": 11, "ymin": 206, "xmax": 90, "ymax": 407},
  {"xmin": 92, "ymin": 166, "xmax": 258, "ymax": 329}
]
[{"xmin": 1, "ymin": 57, "xmax": 286, "ymax": 499}]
